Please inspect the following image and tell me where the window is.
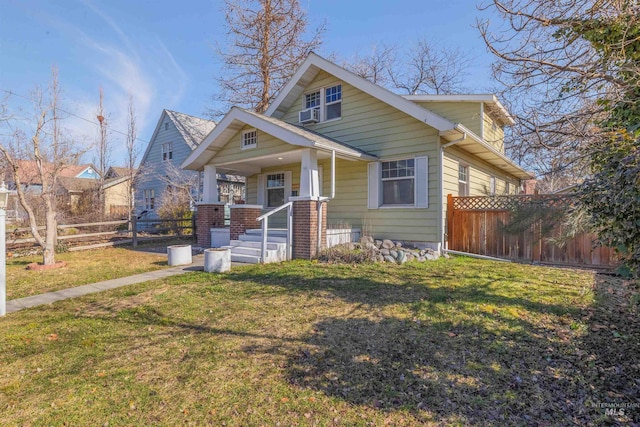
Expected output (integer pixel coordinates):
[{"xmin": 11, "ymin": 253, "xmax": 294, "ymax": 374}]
[
  {"xmin": 164, "ymin": 122, "xmax": 169, "ymax": 131},
  {"xmin": 242, "ymin": 129, "xmax": 257, "ymax": 149},
  {"xmin": 266, "ymin": 173, "xmax": 285, "ymax": 208},
  {"xmin": 302, "ymin": 84, "xmax": 342, "ymax": 122},
  {"xmin": 325, "ymin": 84, "xmax": 342, "ymax": 120},
  {"xmin": 458, "ymin": 164, "xmax": 469, "ymax": 196},
  {"xmin": 506, "ymin": 182, "xmax": 511, "ymax": 194},
  {"xmin": 489, "ymin": 176, "xmax": 496, "ymax": 195},
  {"xmin": 162, "ymin": 143, "xmax": 173, "ymax": 161},
  {"xmin": 305, "ymin": 90, "xmax": 321, "ymax": 110},
  {"xmin": 381, "ymin": 159, "xmax": 415, "ymax": 205},
  {"xmin": 143, "ymin": 189, "xmax": 155, "ymax": 210}
]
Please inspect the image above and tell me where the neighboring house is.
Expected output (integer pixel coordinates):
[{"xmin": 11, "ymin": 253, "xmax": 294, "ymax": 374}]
[
  {"xmin": 102, "ymin": 166, "xmax": 137, "ymax": 218},
  {"xmin": 3, "ymin": 161, "xmax": 101, "ymax": 219},
  {"xmin": 183, "ymin": 53, "xmax": 533, "ymax": 260},
  {"xmin": 4, "ymin": 161, "xmax": 99, "ymax": 193},
  {"xmin": 136, "ymin": 109, "xmax": 245, "ymax": 220}
]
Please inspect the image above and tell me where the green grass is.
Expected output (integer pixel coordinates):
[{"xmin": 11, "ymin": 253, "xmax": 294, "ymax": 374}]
[
  {"xmin": 6, "ymin": 247, "xmax": 168, "ymax": 300},
  {"xmin": 1, "ymin": 257, "xmax": 638, "ymax": 426}
]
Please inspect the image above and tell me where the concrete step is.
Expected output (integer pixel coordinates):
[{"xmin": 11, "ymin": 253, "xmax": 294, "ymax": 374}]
[
  {"xmin": 231, "ymin": 253, "xmax": 261, "ymax": 264},
  {"xmin": 223, "ymin": 245, "xmax": 262, "ymax": 257},
  {"xmin": 227, "ymin": 240, "xmax": 282, "ymax": 250},
  {"xmin": 239, "ymin": 234, "xmax": 287, "ymax": 243},
  {"xmin": 245, "ymin": 228, "xmax": 288, "ymax": 237}
]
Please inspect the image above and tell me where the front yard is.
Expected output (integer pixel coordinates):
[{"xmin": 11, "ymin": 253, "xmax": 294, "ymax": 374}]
[{"xmin": 1, "ymin": 258, "xmax": 638, "ymax": 425}]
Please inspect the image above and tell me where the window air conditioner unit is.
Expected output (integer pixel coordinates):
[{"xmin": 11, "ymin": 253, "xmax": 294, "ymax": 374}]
[{"xmin": 299, "ymin": 108, "xmax": 319, "ymax": 124}]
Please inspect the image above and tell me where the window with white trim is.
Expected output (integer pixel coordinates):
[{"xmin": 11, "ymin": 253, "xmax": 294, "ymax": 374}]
[
  {"xmin": 143, "ymin": 189, "xmax": 155, "ymax": 210},
  {"xmin": 242, "ymin": 129, "xmax": 257, "ymax": 149},
  {"xmin": 381, "ymin": 159, "xmax": 415, "ymax": 205},
  {"xmin": 266, "ymin": 173, "xmax": 285, "ymax": 208},
  {"xmin": 489, "ymin": 176, "xmax": 496, "ymax": 195},
  {"xmin": 305, "ymin": 90, "xmax": 321, "ymax": 110},
  {"xmin": 458, "ymin": 164, "xmax": 469, "ymax": 196},
  {"xmin": 162, "ymin": 142, "xmax": 173, "ymax": 161},
  {"xmin": 368, "ymin": 157, "xmax": 428, "ymax": 209},
  {"xmin": 302, "ymin": 84, "xmax": 342, "ymax": 122},
  {"xmin": 325, "ymin": 84, "xmax": 342, "ymax": 120}
]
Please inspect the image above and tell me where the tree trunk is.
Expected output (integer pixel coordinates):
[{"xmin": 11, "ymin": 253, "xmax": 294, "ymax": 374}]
[{"xmin": 43, "ymin": 210, "xmax": 57, "ymax": 265}]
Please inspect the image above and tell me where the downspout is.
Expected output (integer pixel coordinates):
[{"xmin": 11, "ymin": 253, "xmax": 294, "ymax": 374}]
[
  {"xmin": 439, "ymin": 128, "xmax": 466, "ymax": 251},
  {"xmin": 317, "ymin": 150, "xmax": 336, "ymax": 255}
]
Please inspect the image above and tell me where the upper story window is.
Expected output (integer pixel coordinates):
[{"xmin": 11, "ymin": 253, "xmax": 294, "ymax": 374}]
[
  {"xmin": 305, "ymin": 91, "xmax": 321, "ymax": 110},
  {"xmin": 325, "ymin": 84, "xmax": 342, "ymax": 120},
  {"xmin": 242, "ymin": 129, "xmax": 257, "ymax": 149},
  {"xmin": 381, "ymin": 159, "xmax": 415, "ymax": 205},
  {"xmin": 458, "ymin": 164, "xmax": 469, "ymax": 196},
  {"xmin": 162, "ymin": 142, "xmax": 173, "ymax": 161},
  {"xmin": 164, "ymin": 122, "xmax": 169, "ymax": 131},
  {"xmin": 301, "ymin": 84, "xmax": 342, "ymax": 123}
]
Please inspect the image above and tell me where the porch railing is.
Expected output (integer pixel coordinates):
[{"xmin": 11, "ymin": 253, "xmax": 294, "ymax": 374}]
[{"xmin": 256, "ymin": 202, "xmax": 293, "ymax": 263}]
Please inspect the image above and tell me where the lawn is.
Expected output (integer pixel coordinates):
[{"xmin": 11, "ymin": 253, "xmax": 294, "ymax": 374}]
[
  {"xmin": 6, "ymin": 246, "xmax": 169, "ymax": 300},
  {"xmin": 1, "ymin": 258, "xmax": 638, "ymax": 425}
]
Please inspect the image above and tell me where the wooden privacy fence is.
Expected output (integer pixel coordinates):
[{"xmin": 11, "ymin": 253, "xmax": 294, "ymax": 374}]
[{"xmin": 447, "ymin": 194, "xmax": 618, "ymax": 268}]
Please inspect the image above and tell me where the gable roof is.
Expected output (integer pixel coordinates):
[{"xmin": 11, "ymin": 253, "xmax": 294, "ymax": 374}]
[
  {"xmin": 265, "ymin": 52, "xmax": 455, "ymax": 132},
  {"xmin": 165, "ymin": 110, "xmax": 217, "ymax": 150},
  {"xmin": 264, "ymin": 52, "xmax": 530, "ymax": 178},
  {"xmin": 403, "ymin": 94, "xmax": 515, "ymax": 126},
  {"xmin": 7, "ymin": 161, "xmax": 99, "ymax": 185},
  {"xmin": 57, "ymin": 176, "xmax": 100, "ymax": 193},
  {"xmin": 105, "ymin": 166, "xmax": 135, "ymax": 178},
  {"xmin": 140, "ymin": 109, "xmax": 217, "ymax": 167},
  {"xmin": 182, "ymin": 107, "xmax": 377, "ymax": 171}
]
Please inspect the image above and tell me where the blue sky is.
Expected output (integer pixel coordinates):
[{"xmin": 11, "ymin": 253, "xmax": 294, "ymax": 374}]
[{"xmin": 0, "ymin": 0, "xmax": 498, "ymax": 166}]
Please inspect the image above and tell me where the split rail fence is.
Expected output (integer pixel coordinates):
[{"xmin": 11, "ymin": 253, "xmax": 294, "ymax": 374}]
[
  {"xmin": 5, "ymin": 216, "xmax": 195, "ymax": 252},
  {"xmin": 447, "ymin": 194, "xmax": 618, "ymax": 268}
]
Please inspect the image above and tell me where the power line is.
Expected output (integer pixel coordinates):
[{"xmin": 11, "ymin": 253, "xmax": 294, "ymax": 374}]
[{"xmin": 1, "ymin": 89, "xmax": 150, "ymax": 144}]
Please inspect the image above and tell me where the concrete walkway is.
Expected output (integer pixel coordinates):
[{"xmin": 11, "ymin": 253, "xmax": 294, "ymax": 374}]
[{"xmin": 6, "ymin": 255, "xmax": 206, "ymax": 314}]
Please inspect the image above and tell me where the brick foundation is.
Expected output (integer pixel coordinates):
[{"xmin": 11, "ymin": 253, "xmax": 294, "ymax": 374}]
[
  {"xmin": 230, "ymin": 205, "xmax": 262, "ymax": 240},
  {"xmin": 292, "ymin": 200, "xmax": 327, "ymax": 259},
  {"xmin": 195, "ymin": 203, "xmax": 226, "ymax": 247}
]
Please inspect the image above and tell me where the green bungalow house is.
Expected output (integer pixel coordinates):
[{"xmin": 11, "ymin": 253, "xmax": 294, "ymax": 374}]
[{"xmin": 182, "ymin": 53, "xmax": 532, "ymax": 263}]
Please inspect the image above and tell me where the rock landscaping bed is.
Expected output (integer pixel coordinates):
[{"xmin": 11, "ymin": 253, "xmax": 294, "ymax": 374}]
[{"xmin": 323, "ymin": 236, "xmax": 445, "ymax": 264}]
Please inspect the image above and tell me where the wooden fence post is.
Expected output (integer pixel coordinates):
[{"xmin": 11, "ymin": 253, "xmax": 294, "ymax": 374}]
[{"xmin": 132, "ymin": 215, "xmax": 138, "ymax": 247}]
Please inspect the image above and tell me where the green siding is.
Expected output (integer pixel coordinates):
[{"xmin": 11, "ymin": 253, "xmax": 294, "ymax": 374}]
[
  {"xmin": 482, "ymin": 109, "xmax": 505, "ymax": 152},
  {"xmin": 412, "ymin": 101, "xmax": 482, "ymax": 136},
  {"xmin": 214, "ymin": 126, "xmax": 298, "ymax": 165}
]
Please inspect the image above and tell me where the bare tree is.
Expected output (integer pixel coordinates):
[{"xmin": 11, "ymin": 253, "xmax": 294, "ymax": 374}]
[
  {"xmin": 0, "ymin": 67, "xmax": 86, "ymax": 265},
  {"xmin": 477, "ymin": 0, "xmax": 637, "ymax": 177},
  {"xmin": 212, "ymin": 0, "xmax": 325, "ymax": 115},
  {"xmin": 95, "ymin": 87, "xmax": 110, "ymax": 216},
  {"xmin": 343, "ymin": 44, "xmax": 396, "ymax": 86},
  {"xmin": 390, "ymin": 38, "xmax": 471, "ymax": 95},
  {"xmin": 124, "ymin": 92, "xmax": 138, "ymax": 220}
]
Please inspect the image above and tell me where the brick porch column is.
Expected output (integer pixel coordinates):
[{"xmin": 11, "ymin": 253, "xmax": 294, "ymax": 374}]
[
  {"xmin": 230, "ymin": 204, "xmax": 262, "ymax": 240},
  {"xmin": 292, "ymin": 199, "xmax": 327, "ymax": 259},
  {"xmin": 195, "ymin": 202, "xmax": 226, "ymax": 247}
]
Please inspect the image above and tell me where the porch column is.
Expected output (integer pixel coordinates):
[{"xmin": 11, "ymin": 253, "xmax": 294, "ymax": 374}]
[
  {"xmin": 202, "ymin": 164, "xmax": 218, "ymax": 203},
  {"xmin": 195, "ymin": 202, "xmax": 225, "ymax": 247},
  {"xmin": 299, "ymin": 148, "xmax": 320, "ymax": 199},
  {"xmin": 292, "ymin": 199, "xmax": 327, "ymax": 259}
]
